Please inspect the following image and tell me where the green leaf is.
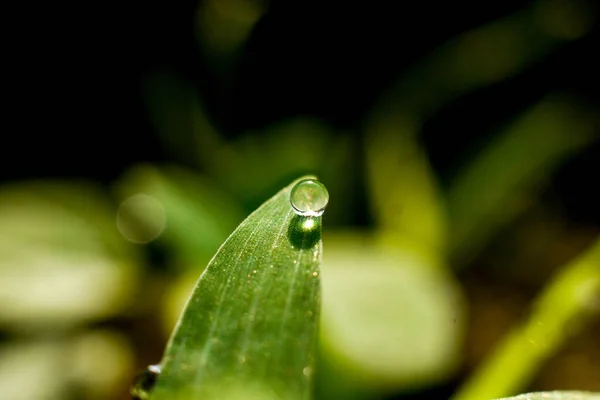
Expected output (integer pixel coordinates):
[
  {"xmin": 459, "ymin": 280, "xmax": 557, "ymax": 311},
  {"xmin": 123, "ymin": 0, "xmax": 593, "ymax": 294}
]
[
  {"xmin": 150, "ymin": 177, "xmax": 323, "ymax": 400},
  {"xmin": 447, "ymin": 96, "xmax": 596, "ymax": 264},
  {"xmin": 494, "ymin": 392, "xmax": 600, "ymax": 400},
  {"xmin": 316, "ymin": 232, "xmax": 464, "ymax": 398},
  {"xmin": 0, "ymin": 331, "xmax": 133, "ymax": 400},
  {"xmin": 115, "ymin": 164, "xmax": 245, "ymax": 268},
  {"xmin": 375, "ymin": 0, "xmax": 593, "ymax": 116},
  {"xmin": 452, "ymin": 240, "xmax": 600, "ymax": 400},
  {"xmin": 365, "ymin": 112, "xmax": 448, "ymax": 259},
  {"xmin": 0, "ymin": 181, "xmax": 140, "ymax": 331},
  {"xmin": 195, "ymin": 0, "xmax": 266, "ymax": 73}
]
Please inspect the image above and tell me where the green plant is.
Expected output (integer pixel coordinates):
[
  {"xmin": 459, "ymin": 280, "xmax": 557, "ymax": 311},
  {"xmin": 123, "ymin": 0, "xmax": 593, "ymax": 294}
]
[
  {"xmin": 1, "ymin": 2, "xmax": 597, "ymax": 399},
  {"xmin": 148, "ymin": 177, "xmax": 323, "ymax": 400},
  {"xmin": 135, "ymin": 178, "xmax": 599, "ymax": 400}
]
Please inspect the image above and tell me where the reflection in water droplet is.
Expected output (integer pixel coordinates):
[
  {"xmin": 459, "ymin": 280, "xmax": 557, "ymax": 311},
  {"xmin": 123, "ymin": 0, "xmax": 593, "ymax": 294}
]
[
  {"xmin": 301, "ymin": 218, "xmax": 316, "ymax": 230},
  {"xmin": 290, "ymin": 179, "xmax": 329, "ymax": 217},
  {"xmin": 288, "ymin": 214, "xmax": 322, "ymax": 249},
  {"xmin": 131, "ymin": 364, "xmax": 161, "ymax": 400}
]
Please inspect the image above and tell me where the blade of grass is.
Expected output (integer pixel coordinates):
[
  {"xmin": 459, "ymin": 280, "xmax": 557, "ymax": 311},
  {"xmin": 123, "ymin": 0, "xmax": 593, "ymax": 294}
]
[
  {"xmin": 377, "ymin": 0, "xmax": 594, "ymax": 115},
  {"xmin": 365, "ymin": 112, "xmax": 448, "ymax": 260},
  {"xmin": 447, "ymin": 96, "xmax": 596, "ymax": 264},
  {"xmin": 452, "ymin": 239, "xmax": 600, "ymax": 400},
  {"xmin": 150, "ymin": 177, "xmax": 323, "ymax": 400},
  {"xmin": 365, "ymin": 0, "xmax": 595, "ymax": 263}
]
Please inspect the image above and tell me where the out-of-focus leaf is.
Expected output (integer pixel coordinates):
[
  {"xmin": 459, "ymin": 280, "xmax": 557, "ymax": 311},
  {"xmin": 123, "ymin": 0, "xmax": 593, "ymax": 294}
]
[
  {"xmin": 0, "ymin": 331, "xmax": 133, "ymax": 400},
  {"xmin": 144, "ymin": 73, "xmax": 343, "ymax": 211},
  {"xmin": 69, "ymin": 330, "xmax": 135, "ymax": 400},
  {"xmin": 150, "ymin": 177, "xmax": 323, "ymax": 400},
  {"xmin": 210, "ymin": 118, "xmax": 338, "ymax": 207},
  {"xmin": 0, "ymin": 341, "xmax": 66, "ymax": 400},
  {"xmin": 316, "ymin": 232, "xmax": 464, "ymax": 398},
  {"xmin": 493, "ymin": 392, "xmax": 600, "ymax": 400},
  {"xmin": 195, "ymin": 0, "xmax": 266, "ymax": 75},
  {"xmin": 380, "ymin": 0, "xmax": 594, "ymax": 115},
  {"xmin": 365, "ymin": 112, "xmax": 448, "ymax": 259},
  {"xmin": 0, "ymin": 182, "xmax": 140, "ymax": 330},
  {"xmin": 363, "ymin": 0, "xmax": 595, "ymax": 262},
  {"xmin": 143, "ymin": 72, "xmax": 221, "ymax": 167},
  {"xmin": 160, "ymin": 269, "xmax": 201, "ymax": 335},
  {"xmin": 447, "ymin": 96, "xmax": 596, "ymax": 263},
  {"xmin": 115, "ymin": 164, "xmax": 244, "ymax": 268},
  {"xmin": 453, "ymin": 240, "xmax": 600, "ymax": 400}
]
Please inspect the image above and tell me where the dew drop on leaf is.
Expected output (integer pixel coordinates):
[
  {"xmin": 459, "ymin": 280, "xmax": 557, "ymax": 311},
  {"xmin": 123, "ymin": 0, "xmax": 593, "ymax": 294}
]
[
  {"xmin": 290, "ymin": 179, "xmax": 329, "ymax": 217},
  {"xmin": 131, "ymin": 364, "xmax": 161, "ymax": 400}
]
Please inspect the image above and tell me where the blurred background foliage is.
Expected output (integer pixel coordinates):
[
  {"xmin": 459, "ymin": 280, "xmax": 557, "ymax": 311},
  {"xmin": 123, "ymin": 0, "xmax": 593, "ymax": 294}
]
[{"xmin": 1, "ymin": 0, "xmax": 599, "ymax": 399}]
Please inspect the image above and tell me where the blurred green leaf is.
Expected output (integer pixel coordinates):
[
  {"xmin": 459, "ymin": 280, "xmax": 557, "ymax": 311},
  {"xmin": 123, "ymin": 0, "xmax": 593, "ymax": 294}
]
[
  {"xmin": 195, "ymin": 0, "xmax": 266, "ymax": 76},
  {"xmin": 0, "ymin": 331, "xmax": 133, "ymax": 400},
  {"xmin": 115, "ymin": 164, "xmax": 244, "ymax": 268},
  {"xmin": 143, "ymin": 72, "xmax": 222, "ymax": 167},
  {"xmin": 150, "ymin": 177, "xmax": 322, "ymax": 400},
  {"xmin": 317, "ymin": 232, "xmax": 464, "ymax": 398},
  {"xmin": 494, "ymin": 392, "xmax": 600, "ymax": 400},
  {"xmin": 447, "ymin": 96, "xmax": 597, "ymax": 263},
  {"xmin": 0, "ymin": 181, "xmax": 140, "ymax": 330},
  {"xmin": 453, "ymin": 239, "xmax": 600, "ymax": 400},
  {"xmin": 144, "ymin": 73, "xmax": 342, "ymax": 210},
  {"xmin": 363, "ymin": 0, "xmax": 595, "ymax": 263},
  {"xmin": 210, "ymin": 118, "xmax": 338, "ymax": 207},
  {"xmin": 380, "ymin": 0, "xmax": 594, "ymax": 115},
  {"xmin": 365, "ymin": 112, "xmax": 448, "ymax": 259},
  {"xmin": 0, "ymin": 340, "xmax": 67, "ymax": 400}
]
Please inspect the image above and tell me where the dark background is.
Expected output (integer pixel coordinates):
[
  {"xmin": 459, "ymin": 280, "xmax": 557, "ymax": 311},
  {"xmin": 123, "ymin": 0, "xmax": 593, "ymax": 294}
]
[{"xmin": 5, "ymin": 1, "xmax": 598, "ymax": 206}]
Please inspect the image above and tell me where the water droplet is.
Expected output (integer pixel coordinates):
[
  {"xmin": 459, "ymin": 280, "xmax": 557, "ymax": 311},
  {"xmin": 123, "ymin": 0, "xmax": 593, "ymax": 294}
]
[
  {"xmin": 131, "ymin": 364, "xmax": 161, "ymax": 400},
  {"xmin": 290, "ymin": 179, "xmax": 329, "ymax": 217}
]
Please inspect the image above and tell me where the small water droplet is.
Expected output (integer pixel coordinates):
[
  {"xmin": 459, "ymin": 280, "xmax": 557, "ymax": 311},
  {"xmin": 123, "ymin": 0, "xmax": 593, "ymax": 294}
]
[
  {"xmin": 303, "ymin": 366, "xmax": 312, "ymax": 377},
  {"xmin": 312, "ymin": 271, "xmax": 318, "ymax": 277},
  {"xmin": 290, "ymin": 178, "xmax": 329, "ymax": 217},
  {"xmin": 131, "ymin": 364, "xmax": 161, "ymax": 400}
]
